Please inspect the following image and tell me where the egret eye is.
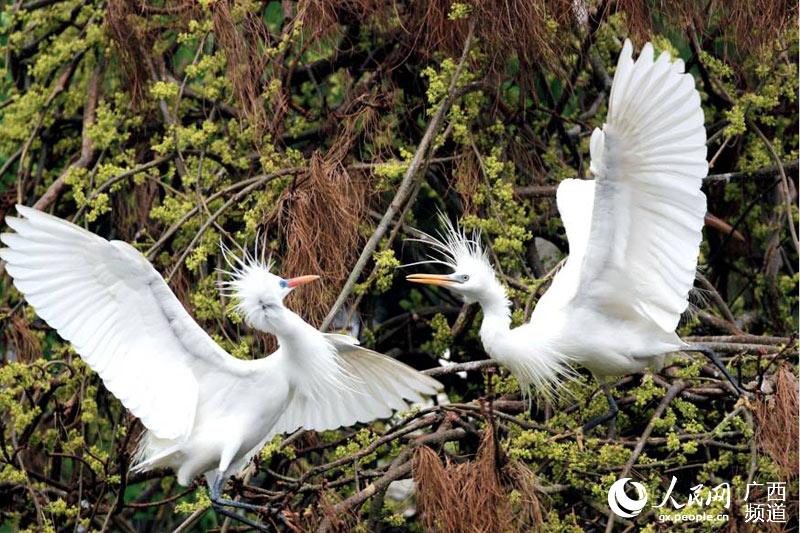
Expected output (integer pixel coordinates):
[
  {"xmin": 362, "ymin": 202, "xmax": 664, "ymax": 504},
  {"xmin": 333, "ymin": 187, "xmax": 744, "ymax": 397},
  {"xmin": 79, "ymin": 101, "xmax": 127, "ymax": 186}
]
[
  {"xmin": 460, "ymin": 274, "xmax": 470, "ymax": 282},
  {"xmin": 279, "ymin": 279, "xmax": 288, "ymax": 288}
]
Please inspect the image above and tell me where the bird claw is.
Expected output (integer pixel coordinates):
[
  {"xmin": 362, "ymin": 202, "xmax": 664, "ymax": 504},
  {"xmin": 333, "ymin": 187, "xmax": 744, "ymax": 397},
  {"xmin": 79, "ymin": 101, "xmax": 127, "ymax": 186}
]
[
  {"xmin": 211, "ymin": 502, "xmax": 272, "ymax": 532},
  {"xmin": 687, "ymin": 344, "xmax": 748, "ymax": 397},
  {"xmin": 209, "ymin": 472, "xmax": 283, "ymax": 531}
]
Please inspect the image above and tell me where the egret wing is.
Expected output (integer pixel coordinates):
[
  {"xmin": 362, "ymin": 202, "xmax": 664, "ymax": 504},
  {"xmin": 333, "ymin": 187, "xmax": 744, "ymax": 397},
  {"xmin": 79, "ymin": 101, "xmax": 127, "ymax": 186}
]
[
  {"xmin": 271, "ymin": 334, "xmax": 441, "ymax": 435},
  {"xmin": 1, "ymin": 205, "xmax": 247, "ymax": 440},
  {"xmin": 556, "ymin": 179, "xmax": 596, "ymax": 265},
  {"xmin": 529, "ymin": 178, "xmax": 596, "ymax": 318},
  {"xmin": 570, "ymin": 40, "xmax": 707, "ymax": 332}
]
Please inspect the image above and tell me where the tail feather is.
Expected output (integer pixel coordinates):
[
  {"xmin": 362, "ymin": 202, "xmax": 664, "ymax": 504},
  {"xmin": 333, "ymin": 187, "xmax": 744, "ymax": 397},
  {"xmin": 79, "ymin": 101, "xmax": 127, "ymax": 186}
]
[{"xmin": 130, "ymin": 430, "xmax": 183, "ymax": 473}]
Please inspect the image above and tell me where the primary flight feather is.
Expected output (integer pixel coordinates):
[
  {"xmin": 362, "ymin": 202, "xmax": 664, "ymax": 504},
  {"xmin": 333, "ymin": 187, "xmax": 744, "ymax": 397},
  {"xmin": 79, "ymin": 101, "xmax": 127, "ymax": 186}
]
[
  {"xmin": 407, "ymin": 40, "xmax": 741, "ymax": 428},
  {"xmin": 0, "ymin": 205, "xmax": 441, "ymax": 527}
]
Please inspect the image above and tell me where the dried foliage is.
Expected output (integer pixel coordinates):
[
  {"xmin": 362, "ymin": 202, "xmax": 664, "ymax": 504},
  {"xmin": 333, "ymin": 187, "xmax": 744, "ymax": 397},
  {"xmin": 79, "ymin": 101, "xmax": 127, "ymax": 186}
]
[
  {"xmin": 211, "ymin": 0, "xmax": 276, "ymax": 133},
  {"xmin": 453, "ymin": 151, "xmax": 481, "ymax": 214},
  {"xmin": 617, "ymin": 0, "xmax": 797, "ymax": 51},
  {"xmin": 410, "ymin": 0, "xmax": 576, "ymax": 74},
  {"xmin": 754, "ymin": 365, "xmax": 799, "ymax": 479},
  {"xmin": 271, "ymin": 153, "xmax": 367, "ymax": 324},
  {"xmin": 296, "ymin": 0, "xmax": 385, "ymax": 40},
  {"xmin": 3, "ymin": 316, "xmax": 40, "ymax": 363},
  {"xmin": 415, "ymin": 422, "xmax": 544, "ymax": 532},
  {"xmin": 105, "ymin": 0, "xmax": 153, "ymax": 105}
]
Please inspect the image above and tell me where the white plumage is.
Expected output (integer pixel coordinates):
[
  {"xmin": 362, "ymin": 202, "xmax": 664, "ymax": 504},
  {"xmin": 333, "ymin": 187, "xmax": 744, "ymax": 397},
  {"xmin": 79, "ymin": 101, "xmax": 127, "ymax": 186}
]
[
  {"xmin": 0, "ymin": 205, "xmax": 440, "ymax": 515},
  {"xmin": 408, "ymin": 40, "xmax": 737, "ymax": 425},
  {"xmin": 528, "ymin": 39, "xmax": 707, "ymax": 378}
]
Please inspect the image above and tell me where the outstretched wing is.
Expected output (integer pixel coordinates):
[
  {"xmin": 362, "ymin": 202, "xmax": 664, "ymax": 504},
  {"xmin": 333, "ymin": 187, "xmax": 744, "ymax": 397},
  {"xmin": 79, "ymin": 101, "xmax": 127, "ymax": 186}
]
[
  {"xmin": 221, "ymin": 335, "xmax": 441, "ymax": 479},
  {"xmin": 573, "ymin": 40, "xmax": 707, "ymax": 332},
  {"xmin": 526, "ymin": 177, "xmax": 596, "ymax": 321},
  {"xmin": 1, "ymin": 205, "xmax": 248, "ymax": 440},
  {"xmin": 271, "ymin": 333, "xmax": 441, "ymax": 435},
  {"xmin": 534, "ymin": 40, "xmax": 707, "ymax": 334}
]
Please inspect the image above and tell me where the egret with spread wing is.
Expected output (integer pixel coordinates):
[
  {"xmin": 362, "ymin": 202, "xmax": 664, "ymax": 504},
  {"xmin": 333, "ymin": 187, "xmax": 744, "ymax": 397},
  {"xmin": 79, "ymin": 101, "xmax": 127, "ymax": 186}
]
[
  {"xmin": 0, "ymin": 205, "xmax": 441, "ymax": 530},
  {"xmin": 407, "ymin": 40, "xmax": 742, "ymax": 431}
]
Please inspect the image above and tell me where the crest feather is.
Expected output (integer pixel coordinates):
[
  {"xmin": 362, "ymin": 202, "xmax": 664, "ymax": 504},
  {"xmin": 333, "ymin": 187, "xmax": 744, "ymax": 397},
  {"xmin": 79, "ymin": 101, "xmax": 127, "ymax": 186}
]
[
  {"xmin": 404, "ymin": 213, "xmax": 490, "ymax": 271},
  {"xmin": 215, "ymin": 237, "xmax": 275, "ymax": 300}
]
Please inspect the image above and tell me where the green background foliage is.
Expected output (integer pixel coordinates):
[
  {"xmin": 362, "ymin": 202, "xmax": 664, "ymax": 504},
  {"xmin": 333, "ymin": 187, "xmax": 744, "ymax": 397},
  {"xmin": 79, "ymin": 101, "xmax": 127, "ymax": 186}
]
[{"xmin": 0, "ymin": 0, "xmax": 797, "ymax": 531}]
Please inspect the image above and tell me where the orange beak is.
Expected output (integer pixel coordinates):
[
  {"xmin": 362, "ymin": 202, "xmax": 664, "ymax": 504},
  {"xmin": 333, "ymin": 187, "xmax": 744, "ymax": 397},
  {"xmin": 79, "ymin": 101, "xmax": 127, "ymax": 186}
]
[
  {"xmin": 405, "ymin": 273, "xmax": 455, "ymax": 286},
  {"xmin": 286, "ymin": 275, "xmax": 320, "ymax": 288}
]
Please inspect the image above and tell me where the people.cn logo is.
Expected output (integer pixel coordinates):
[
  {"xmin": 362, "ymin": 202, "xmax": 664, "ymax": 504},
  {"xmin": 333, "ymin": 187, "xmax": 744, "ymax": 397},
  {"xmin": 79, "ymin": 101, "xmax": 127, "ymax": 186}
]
[{"xmin": 608, "ymin": 478, "xmax": 648, "ymax": 518}]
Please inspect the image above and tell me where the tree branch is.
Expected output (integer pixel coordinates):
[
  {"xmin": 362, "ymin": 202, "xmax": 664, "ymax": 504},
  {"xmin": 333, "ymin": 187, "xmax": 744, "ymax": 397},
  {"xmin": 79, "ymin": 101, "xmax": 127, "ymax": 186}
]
[
  {"xmin": 33, "ymin": 59, "xmax": 103, "ymax": 211},
  {"xmin": 320, "ymin": 22, "xmax": 477, "ymax": 330},
  {"xmin": 603, "ymin": 380, "xmax": 687, "ymax": 532}
]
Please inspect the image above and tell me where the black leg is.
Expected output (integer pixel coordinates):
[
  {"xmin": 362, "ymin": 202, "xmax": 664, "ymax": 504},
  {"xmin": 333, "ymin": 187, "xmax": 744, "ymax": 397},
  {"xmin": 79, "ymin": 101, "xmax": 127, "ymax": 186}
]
[
  {"xmin": 604, "ymin": 385, "xmax": 618, "ymax": 439},
  {"xmin": 582, "ymin": 382, "xmax": 619, "ymax": 433},
  {"xmin": 209, "ymin": 472, "xmax": 273, "ymax": 532},
  {"xmin": 686, "ymin": 344, "xmax": 746, "ymax": 396},
  {"xmin": 214, "ymin": 505, "xmax": 273, "ymax": 532}
]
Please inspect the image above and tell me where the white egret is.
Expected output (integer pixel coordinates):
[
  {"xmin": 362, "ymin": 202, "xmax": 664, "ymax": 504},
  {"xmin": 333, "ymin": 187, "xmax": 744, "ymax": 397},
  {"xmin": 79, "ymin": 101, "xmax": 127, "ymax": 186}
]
[
  {"xmin": 0, "ymin": 205, "xmax": 441, "ymax": 530},
  {"xmin": 407, "ymin": 40, "xmax": 742, "ymax": 430}
]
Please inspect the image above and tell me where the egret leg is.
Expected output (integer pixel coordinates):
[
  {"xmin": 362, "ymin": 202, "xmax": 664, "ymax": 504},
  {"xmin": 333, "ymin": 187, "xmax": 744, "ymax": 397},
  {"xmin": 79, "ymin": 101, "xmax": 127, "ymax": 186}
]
[
  {"xmin": 209, "ymin": 473, "xmax": 274, "ymax": 532},
  {"xmin": 687, "ymin": 344, "xmax": 745, "ymax": 396},
  {"xmin": 582, "ymin": 382, "xmax": 619, "ymax": 433},
  {"xmin": 213, "ymin": 505, "xmax": 271, "ymax": 532}
]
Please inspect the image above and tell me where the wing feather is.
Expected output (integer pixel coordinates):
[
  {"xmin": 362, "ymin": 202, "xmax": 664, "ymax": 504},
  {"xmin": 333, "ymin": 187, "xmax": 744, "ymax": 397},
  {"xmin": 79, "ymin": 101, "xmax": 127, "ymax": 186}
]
[
  {"xmin": 222, "ymin": 337, "xmax": 436, "ymax": 479},
  {"xmin": 574, "ymin": 40, "xmax": 707, "ymax": 332},
  {"xmin": 1, "ymin": 205, "xmax": 247, "ymax": 439},
  {"xmin": 268, "ymin": 334, "xmax": 441, "ymax": 436},
  {"xmin": 536, "ymin": 41, "xmax": 706, "ymax": 334}
]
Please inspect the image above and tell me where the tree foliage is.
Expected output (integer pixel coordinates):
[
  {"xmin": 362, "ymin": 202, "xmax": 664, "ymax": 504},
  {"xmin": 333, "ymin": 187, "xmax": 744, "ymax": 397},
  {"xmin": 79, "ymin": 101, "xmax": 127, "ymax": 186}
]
[{"xmin": 0, "ymin": 0, "xmax": 797, "ymax": 531}]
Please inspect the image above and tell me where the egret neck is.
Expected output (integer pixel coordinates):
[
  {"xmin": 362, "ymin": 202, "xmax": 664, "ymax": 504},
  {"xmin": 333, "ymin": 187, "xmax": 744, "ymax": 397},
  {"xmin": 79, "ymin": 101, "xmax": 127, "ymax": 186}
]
[
  {"xmin": 475, "ymin": 274, "xmax": 512, "ymax": 358},
  {"xmin": 266, "ymin": 307, "xmax": 349, "ymax": 397}
]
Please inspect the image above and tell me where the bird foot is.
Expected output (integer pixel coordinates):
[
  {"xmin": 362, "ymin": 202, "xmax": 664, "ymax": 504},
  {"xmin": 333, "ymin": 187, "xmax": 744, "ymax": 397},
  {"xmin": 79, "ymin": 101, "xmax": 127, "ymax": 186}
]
[
  {"xmin": 686, "ymin": 344, "xmax": 747, "ymax": 397},
  {"xmin": 211, "ymin": 502, "xmax": 273, "ymax": 532},
  {"xmin": 209, "ymin": 472, "xmax": 282, "ymax": 531}
]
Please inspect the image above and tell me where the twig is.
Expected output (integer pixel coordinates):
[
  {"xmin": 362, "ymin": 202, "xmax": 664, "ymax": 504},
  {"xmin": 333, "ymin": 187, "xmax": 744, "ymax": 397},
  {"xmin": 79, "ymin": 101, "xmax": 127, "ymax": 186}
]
[
  {"xmin": 315, "ymin": 428, "xmax": 467, "ymax": 532},
  {"xmin": 33, "ymin": 58, "xmax": 103, "ymax": 211},
  {"xmin": 295, "ymin": 415, "xmax": 440, "ymax": 484},
  {"xmin": 684, "ymin": 335, "xmax": 790, "ymax": 345},
  {"xmin": 125, "ymin": 486, "xmax": 195, "ymax": 508},
  {"xmin": 0, "ymin": 147, "xmax": 22, "ymax": 182},
  {"xmin": 171, "ymin": 505, "xmax": 209, "ymax": 533},
  {"xmin": 513, "ymin": 161, "xmax": 799, "ymax": 199},
  {"xmin": 72, "ymin": 155, "xmax": 173, "ymax": 221},
  {"xmin": 691, "ymin": 342, "xmax": 786, "ymax": 354},
  {"xmin": 748, "ymin": 121, "xmax": 799, "ymax": 253},
  {"xmin": 604, "ymin": 380, "xmax": 687, "ymax": 533},
  {"xmin": 696, "ymin": 309, "xmax": 742, "ymax": 335},
  {"xmin": 513, "ymin": 185, "xmax": 558, "ymax": 198},
  {"xmin": 695, "ymin": 273, "xmax": 741, "ymax": 330},
  {"xmin": 422, "ymin": 359, "xmax": 497, "ymax": 377},
  {"xmin": 16, "ymin": 49, "xmax": 86, "ymax": 198},
  {"xmin": 165, "ymin": 171, "xmax": 292, "ymax": 281},
  {"xmin": 702, "ymin": 160, "xmax": 798, "ymax": 184},
  {"xmin": 146, "ymin": 167, "xmax": 300, "ymax": 260}
]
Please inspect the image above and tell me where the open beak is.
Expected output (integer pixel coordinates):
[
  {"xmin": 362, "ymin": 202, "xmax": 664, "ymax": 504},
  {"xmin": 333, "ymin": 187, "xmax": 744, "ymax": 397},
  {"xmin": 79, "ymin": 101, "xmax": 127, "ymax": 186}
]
[
  {"xmin": 286, "ymin": 275, "xmax": 320, "ymax": 288},
  {"xmin": 405, "ymin": 273, "xmax": 456, "ymax": 287}
]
